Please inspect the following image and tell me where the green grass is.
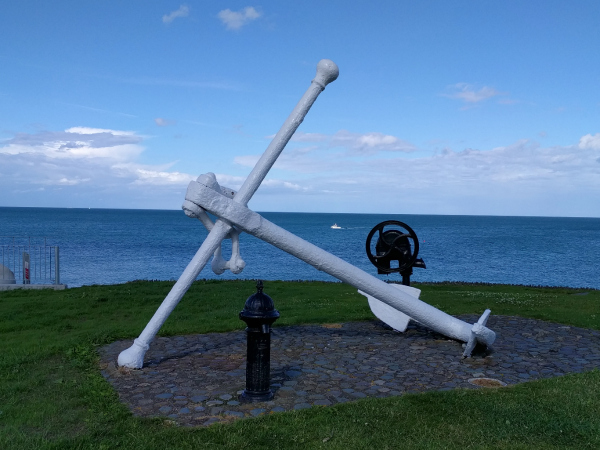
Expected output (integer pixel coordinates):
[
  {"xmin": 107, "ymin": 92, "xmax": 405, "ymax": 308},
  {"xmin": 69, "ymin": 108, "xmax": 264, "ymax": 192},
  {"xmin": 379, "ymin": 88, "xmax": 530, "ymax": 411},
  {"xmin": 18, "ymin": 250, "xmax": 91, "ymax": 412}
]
[{"xmin": 1, "ymin": 280, "xmax": 599, "ymax": 449}]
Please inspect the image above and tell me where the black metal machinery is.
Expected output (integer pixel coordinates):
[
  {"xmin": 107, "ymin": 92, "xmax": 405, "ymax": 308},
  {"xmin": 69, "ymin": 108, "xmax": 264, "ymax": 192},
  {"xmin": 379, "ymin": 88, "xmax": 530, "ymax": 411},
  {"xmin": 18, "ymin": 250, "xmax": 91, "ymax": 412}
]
[
  {"xmin": 239, "ymin": 280, "xmax": 280, "ymax": 402},
  {"xmin": 366, "ymin": 220, "xmax": 426, "ymax": 286}
]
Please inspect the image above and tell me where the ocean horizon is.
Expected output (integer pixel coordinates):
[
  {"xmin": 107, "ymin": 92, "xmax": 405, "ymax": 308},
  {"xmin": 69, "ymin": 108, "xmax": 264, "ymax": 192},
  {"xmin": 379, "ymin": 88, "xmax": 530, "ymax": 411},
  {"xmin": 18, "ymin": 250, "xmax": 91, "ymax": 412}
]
[
  {"xmin": 4, "ymin": 205, "xmax": 599, "ymax": 218},
  {"xmin": 1, "ymin": 206, "xmax": 599, "ymax": 290}
]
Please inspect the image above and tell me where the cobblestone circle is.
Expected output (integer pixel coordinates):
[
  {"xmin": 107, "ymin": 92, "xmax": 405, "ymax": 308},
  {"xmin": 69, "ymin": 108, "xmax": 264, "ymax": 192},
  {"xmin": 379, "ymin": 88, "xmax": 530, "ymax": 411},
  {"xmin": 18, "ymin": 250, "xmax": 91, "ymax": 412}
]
[{"xmin": 99, "ymin": 315, "xmax": 600, "ymax": 427}]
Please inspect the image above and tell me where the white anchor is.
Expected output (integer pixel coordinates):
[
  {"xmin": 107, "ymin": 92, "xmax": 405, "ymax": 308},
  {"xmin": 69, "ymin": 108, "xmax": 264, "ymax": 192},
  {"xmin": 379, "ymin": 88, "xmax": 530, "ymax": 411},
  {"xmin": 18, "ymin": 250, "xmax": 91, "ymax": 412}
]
[
  {"xmin": 182, "ymin": 174, "xmax": 245, "ymax": 275},
  {"xmin": 118, "ymin": 60, "xmax": 495, "ymax": 369}
]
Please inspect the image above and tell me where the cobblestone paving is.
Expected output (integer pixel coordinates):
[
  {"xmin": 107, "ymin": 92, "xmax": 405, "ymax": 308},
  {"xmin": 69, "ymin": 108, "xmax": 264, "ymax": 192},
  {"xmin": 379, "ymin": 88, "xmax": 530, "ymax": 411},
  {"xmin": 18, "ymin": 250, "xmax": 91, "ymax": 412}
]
[{"xmin": 99, "ymin": 315, "xmax": 600, "ymax": 427}]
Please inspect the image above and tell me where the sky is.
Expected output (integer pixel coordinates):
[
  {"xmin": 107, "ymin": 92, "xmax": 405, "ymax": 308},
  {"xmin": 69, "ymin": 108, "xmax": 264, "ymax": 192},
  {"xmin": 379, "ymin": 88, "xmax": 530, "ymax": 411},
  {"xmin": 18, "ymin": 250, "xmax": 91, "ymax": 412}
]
[{"xmin": 1, "ymin": 1, "xmax": 599, "ymax": 217}]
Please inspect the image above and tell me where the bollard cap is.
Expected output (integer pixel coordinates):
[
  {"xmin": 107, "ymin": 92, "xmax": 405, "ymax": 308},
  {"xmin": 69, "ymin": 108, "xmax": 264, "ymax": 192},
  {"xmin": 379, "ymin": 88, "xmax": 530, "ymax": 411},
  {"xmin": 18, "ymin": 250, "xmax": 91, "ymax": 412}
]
[{"xmin": 240, "ymin": 280, "xmax": 280, "ymax": 321}]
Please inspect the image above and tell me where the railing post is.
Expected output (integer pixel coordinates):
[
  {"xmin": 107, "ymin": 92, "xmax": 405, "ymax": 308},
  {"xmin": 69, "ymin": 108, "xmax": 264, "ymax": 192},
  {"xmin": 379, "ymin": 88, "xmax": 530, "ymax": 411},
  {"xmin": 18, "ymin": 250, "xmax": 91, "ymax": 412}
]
[
  {"xmin": 23, "ymin": 252, "xmax": 30, "ymax": 284},
  {"xmin": 54, "ymin": 246, "xmax": 60, "ymax": 285}
]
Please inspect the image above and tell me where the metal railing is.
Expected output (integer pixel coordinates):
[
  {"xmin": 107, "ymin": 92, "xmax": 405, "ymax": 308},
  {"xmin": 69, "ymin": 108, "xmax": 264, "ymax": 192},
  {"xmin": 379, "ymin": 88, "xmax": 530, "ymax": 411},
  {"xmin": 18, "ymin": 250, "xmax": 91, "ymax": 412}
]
[{"xmin": 0, "ymin": 237, "xmax": 60, "ymax": 285}]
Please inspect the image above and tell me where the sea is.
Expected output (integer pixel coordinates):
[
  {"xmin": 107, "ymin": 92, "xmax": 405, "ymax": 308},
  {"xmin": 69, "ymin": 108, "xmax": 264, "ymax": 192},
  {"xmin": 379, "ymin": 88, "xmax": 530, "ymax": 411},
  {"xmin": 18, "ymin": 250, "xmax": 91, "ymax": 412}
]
[{"xmin": 0, "ymin": 207, "xmax": 598, "ymax": 290}]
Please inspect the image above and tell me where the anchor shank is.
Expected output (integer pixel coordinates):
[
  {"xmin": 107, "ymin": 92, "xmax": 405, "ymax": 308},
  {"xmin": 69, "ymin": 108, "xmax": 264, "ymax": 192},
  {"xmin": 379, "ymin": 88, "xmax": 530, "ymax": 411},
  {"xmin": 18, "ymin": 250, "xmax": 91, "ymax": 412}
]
[
  {"xmin": 234, "ymin": 60, "xmax": 338, "ymax": 207},
  {"xmin": 258, "ymin": 219, "xmax": 478, "ymax": 343},
  {"xmin": 187, "ymin": 183, "xmax": 495, "ymax": 347}
]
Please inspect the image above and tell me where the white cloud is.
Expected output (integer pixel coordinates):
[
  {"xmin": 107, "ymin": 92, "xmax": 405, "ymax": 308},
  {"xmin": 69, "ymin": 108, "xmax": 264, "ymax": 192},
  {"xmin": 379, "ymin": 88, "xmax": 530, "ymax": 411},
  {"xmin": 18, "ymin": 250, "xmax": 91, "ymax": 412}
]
[
  {"xmin": 1, "ymin": 128, "xmax": 143, "ymax": 161},
  {"xmin": 132, "ymin": 169, "xmax": 195, "ymax": 185},
  {"xmin": 258, "ymin": 179, "xmax": 308, "ymax": 193},
  {"xmin": 444, "ymin": 83, "xmax": 502, "ymax": 104},
  {"xmin": 65, "ymin": 126, "xmax": 132, "ymax": 136},
  {"xmin": 163, "ymin": 5, "xmax": 189, "ymax": 24},
  {"xmin": 579, "ymin": 133, "xmax": 600, "ymax": 150},
  {"xmin": 57, "ymin": 177, "xmax": 91, "ymax": 185},
  {"xmin": 290, "ymin": 131, "xmax": 329, "ymax": 142},
  {"xmin": 218, "ymin": 6, "xmax": 261, "ymax": 30},
  {"xmin": 4, "ymin": 125, "xmax": 599, "ymax": 216},
  {"xmin": 0, "ymin": 128, "xmax": 194, "ymax": 192},
  {"xmin": 263, "ymin": 129, "xmax": 416, "ymax": 156},
  {"xmin": 230, "ymin": 131, "xmax": 600, "ymax": 215},
  {"xmin": 353, "ymin": 138, "xmax": 599, "ymax": 190},
  {"xmin": 0, "ymin": 126, "xmax": 309, "ymax": 209},
  {"xmin": 330, "ymin": 130, "xmax": 416, "ymax": 155},
  {"xmin": 234, "ymin": 147, "xmax": 326, "ymax": 174},
  {"xmin": 155, "ymin": 118, "xmax": 176, "ymax": 127},
  {"xmin": 233, "ymin": 154, "xmax": 260, "ymax": 168}
]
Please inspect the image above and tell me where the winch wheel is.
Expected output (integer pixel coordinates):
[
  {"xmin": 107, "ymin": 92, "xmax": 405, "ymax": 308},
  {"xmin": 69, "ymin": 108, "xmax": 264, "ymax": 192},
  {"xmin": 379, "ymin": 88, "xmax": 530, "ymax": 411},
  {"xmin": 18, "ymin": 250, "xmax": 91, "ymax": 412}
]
[{"xmin": 365, "ymin": 220, "xmax": 420, "ymax": 273}]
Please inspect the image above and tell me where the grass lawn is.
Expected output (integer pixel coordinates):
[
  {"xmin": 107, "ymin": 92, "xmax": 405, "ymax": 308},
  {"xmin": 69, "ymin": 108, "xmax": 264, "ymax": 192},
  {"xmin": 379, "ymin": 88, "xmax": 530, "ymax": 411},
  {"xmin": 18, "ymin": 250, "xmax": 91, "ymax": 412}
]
[{"xmin": 1, "ymin": 280, "xmax": 599, "ymax": 449}]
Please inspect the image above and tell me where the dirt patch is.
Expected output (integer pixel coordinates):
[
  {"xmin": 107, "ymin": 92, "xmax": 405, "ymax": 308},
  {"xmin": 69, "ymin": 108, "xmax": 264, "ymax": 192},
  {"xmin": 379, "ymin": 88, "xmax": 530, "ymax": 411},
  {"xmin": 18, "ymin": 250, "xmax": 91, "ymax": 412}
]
[{"xmin": 468, "ymin": 377, "xmax": 507, "ymax": 388}]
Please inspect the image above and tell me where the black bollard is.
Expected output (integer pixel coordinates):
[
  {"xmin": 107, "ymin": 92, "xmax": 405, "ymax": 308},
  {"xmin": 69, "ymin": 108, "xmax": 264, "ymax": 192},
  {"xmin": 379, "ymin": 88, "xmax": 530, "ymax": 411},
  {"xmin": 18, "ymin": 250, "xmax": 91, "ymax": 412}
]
[{"xmin": 239, "ymin": 280, "xmax": 280, "ymax": 402}]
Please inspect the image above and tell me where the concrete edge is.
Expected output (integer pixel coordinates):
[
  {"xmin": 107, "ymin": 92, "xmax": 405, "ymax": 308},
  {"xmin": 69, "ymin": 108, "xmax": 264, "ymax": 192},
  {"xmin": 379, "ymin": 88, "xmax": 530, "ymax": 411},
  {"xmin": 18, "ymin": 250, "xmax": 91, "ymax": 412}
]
[{"xmin": 0, "ymin": 284, "xmax": 68, "ymax": 291}]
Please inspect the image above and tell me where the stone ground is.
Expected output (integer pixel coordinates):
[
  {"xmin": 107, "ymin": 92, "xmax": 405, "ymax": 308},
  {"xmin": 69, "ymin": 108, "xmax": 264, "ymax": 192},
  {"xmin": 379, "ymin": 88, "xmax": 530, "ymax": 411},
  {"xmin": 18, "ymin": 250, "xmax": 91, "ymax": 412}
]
[{"xmin": 99, "ymin": 315, "xmax": 600, "ymax": 427}]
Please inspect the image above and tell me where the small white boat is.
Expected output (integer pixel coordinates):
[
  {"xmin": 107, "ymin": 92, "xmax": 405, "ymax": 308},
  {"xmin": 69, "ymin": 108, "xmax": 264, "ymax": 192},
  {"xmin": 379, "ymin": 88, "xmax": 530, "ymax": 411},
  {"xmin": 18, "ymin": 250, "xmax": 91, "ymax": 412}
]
[{"xmin": 331, "ymin": 223, "xmax": 341, "ymax": 229}]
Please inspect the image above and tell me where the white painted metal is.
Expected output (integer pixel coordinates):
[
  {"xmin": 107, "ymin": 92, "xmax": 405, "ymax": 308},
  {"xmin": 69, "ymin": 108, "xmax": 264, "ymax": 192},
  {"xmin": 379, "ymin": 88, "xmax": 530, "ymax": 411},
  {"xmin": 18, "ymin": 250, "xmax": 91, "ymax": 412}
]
[
  {"xmin": 117, "ymin": 219, "xmax": 231, "ymax": 368},
  {"xmin": 358, "ymin": 284, "xmax": 419, "ymax": 332},
  {"xmin": 118, "ymin": 59, "xmax": 339, "ymax": 368},
  {"xmin": 462, "ymin": 308, "xmax": 494, "ymax": 357},
  {"xmin": 184, "ymin": 180, "xmax": 496, "ymax": 348},
  {"xmin": 119, "ymin": 58, "xmax": 495, "ymax": 369},
  {"xmin": 0, "ymin": 264, "xmax": 16, "ymax": 284},
  {"xmin": 182, "ymin": 188, "xmax": 246, "ymax": 275}
]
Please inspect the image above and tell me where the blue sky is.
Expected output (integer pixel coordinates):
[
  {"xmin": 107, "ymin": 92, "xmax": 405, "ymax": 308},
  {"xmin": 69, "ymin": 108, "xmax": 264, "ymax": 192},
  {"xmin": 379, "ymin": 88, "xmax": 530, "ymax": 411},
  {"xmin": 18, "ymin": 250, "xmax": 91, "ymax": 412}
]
[{"xmin": 1, "ymin": 1, "xmax": 599, "ymax": 217}]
